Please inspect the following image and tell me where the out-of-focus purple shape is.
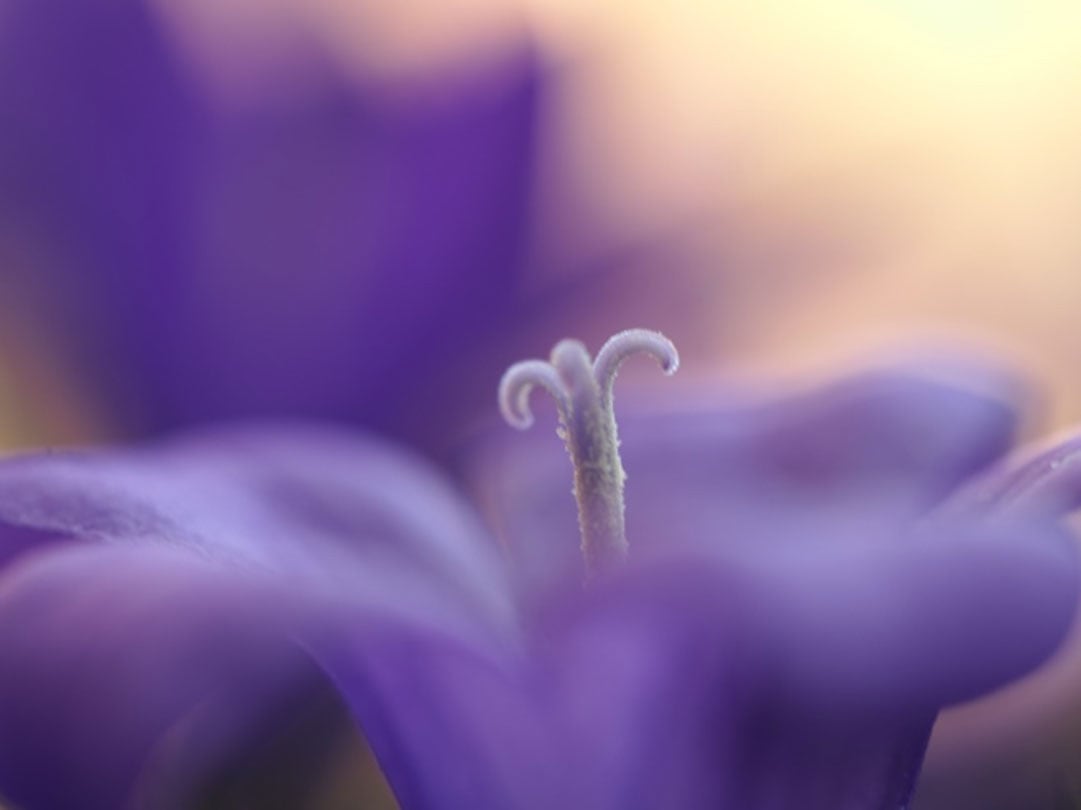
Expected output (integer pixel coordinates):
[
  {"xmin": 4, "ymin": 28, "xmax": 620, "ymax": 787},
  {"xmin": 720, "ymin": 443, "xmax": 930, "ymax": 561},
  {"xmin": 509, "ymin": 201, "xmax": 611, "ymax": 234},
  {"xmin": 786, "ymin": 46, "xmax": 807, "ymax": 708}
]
[
  {"xmin": 911, "ymin": 432, "xmax": 1081, "ymax": 810},
  {"xmin": 0, "ymin": 0, "xmax": 541, "ymax": 449},
  {"xmin": 0, "ymin": 360, "xmax": 1074, "ymax": 809},
  {"xmin": 470, "ymin": 359, "xmax": 1026, "ymax": 601}
]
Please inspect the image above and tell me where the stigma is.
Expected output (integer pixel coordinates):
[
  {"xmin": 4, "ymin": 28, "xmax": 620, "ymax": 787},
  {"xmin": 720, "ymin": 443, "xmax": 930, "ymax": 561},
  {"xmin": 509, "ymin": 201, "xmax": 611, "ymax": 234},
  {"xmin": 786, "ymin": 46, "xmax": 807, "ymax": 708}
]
[{"xmin": 499, "ymin": 329, "xmax": 679, "ymax": 577}]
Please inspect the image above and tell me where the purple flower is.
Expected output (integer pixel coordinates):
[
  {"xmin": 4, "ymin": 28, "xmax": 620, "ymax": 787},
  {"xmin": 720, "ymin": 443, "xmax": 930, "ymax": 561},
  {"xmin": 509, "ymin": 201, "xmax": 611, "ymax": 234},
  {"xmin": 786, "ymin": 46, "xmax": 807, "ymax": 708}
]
[{"xmin": 0, "ymin": 331, "xmax": 1074, "ymax": 809}]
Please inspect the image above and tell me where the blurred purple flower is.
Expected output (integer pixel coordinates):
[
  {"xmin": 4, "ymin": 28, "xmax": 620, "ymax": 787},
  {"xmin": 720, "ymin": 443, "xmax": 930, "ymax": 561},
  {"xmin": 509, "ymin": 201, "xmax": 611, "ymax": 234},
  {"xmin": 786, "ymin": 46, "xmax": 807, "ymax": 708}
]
[
  {"xmin": 0, "ymin": 354, "xmax": 1074, "ymax": 809},
  {"xmin": 0, "ymin": 0, "xmax": 549, "ymax": 448}
]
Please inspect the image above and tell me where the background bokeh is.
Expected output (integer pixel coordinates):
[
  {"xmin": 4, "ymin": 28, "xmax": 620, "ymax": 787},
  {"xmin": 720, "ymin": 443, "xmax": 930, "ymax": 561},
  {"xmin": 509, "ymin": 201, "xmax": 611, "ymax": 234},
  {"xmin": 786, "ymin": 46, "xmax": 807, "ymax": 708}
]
[{"xmin": 4, "ymin": 0, "xmax": 1081, "ymax": 807}]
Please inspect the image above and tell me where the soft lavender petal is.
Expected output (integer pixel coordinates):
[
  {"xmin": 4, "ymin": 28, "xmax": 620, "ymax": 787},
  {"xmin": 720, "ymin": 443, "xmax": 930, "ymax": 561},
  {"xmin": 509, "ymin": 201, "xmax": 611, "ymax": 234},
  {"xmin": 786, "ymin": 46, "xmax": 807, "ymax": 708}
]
[
  {"xmin": 472, "ymin": 361, "xmax": 1021, "ymax": 596},
  {"xmin": 0, "ymin": 424, "xmax": 512, "ymax": 638},
  {"xmin": 0, "ymin": 424, "xmax": 521, "ymax": 808},
  {"xmin": 944, "ymin": 432, "xmax": 1081, "ymax": 518},
  {"xmin": 737, "ymin": 517, "xmax": 1079, "ymax": 712},
  {"xmin": 313, "ymin": 506, "xmax": 1076, "ymax": 810}
]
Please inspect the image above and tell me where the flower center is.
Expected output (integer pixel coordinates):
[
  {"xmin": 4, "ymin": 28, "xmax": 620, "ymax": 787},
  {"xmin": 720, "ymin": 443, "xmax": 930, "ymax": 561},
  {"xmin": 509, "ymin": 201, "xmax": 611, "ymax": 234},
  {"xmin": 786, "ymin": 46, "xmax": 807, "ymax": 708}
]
[{"xmin": 499, "ymin": 329, "xmax": 679, "ymax": 577}]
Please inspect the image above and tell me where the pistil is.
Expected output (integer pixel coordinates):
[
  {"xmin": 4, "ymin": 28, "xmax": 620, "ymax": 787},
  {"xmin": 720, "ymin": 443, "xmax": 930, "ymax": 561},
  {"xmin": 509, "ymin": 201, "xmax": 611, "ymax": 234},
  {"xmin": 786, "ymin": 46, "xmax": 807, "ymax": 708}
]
[{"xmin": 499, "ymin": 329, "xmax": 679, "ymax": 577}]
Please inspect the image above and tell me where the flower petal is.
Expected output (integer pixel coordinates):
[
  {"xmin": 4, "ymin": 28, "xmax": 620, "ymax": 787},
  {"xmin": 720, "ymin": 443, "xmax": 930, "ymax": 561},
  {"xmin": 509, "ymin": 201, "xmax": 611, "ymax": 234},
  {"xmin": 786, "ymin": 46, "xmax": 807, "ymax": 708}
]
[
  {"xmin": 739, "ymin": 516, "xmax": 1079, "ymax": 711},
  {"xmin": 473, "ymin": 360, "xmax": 1021, "ymax": 595},
  {"xmin": 0, "ymin": 0, "xmax": 541, "ymax": 446},
  {"xmin": 0, "ymin": 424, "xmax": 511, "ymax": 635},
  {"xmin": 313, "ymin": 505, "xmax": 1076, "ymax": 810},
  {"xmin": 0, "ymin": 423, "xmax": 521, "ymax": 807},
  {"xmin": 945, "ymin": 432, "xmax": 1081, "ymax": 518},
  {"xmin": 0, "ymin": 544, "xmax": 315, "ymax": 809}
]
